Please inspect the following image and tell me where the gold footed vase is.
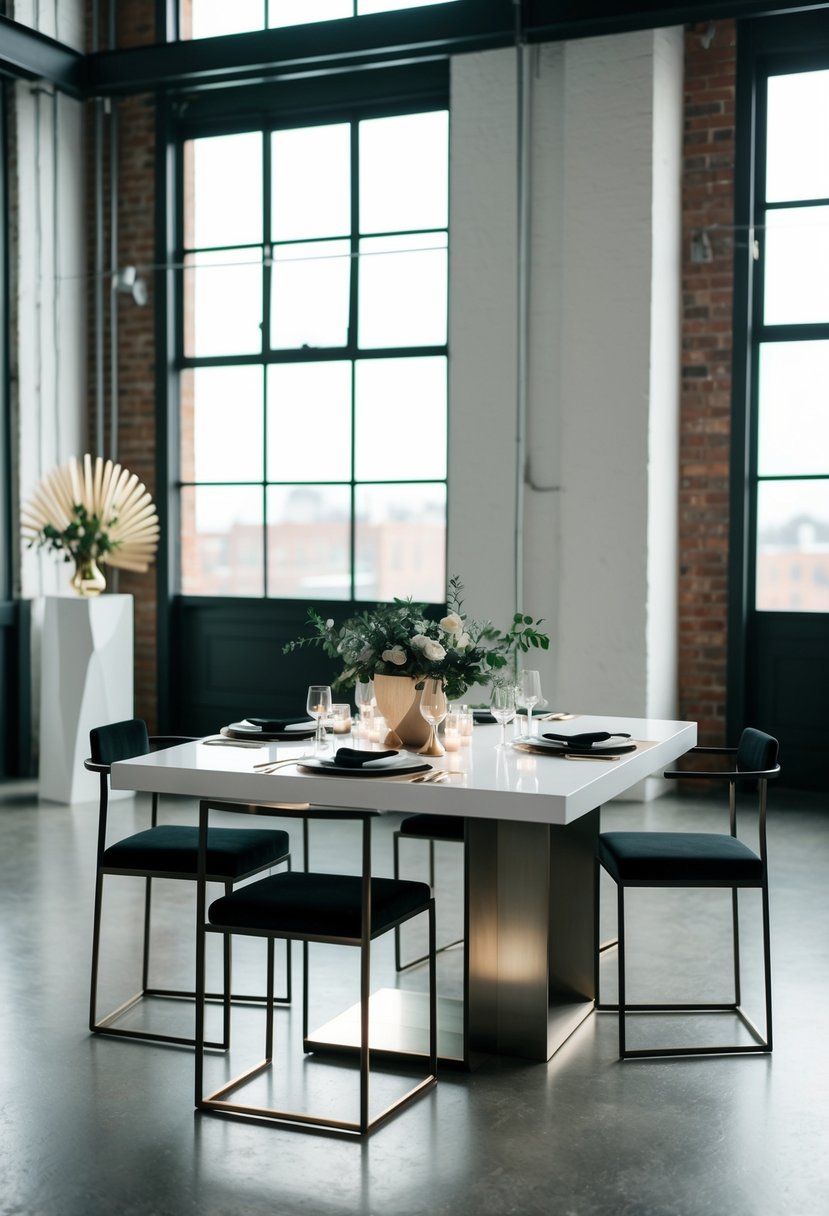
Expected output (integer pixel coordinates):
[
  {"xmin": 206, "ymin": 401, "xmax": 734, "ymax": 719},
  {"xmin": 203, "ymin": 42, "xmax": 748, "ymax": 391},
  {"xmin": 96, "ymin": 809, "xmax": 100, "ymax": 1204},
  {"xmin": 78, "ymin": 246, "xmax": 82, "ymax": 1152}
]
[
  {"xmin": 71, "ymin": 555, "xmax": 107, "ymax": 597},
  {"xmin": 372, "ymin": 674, "xmax": 432, "ymax": 749},
  {"xmin": 417, "ymin": 724, "xmax": 445, "ymax": 757}
]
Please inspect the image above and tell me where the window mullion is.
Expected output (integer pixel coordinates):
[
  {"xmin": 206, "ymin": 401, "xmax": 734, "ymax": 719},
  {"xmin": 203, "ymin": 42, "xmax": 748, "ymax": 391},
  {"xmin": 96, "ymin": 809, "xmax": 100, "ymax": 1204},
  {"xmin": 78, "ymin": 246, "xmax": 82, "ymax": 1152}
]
[{"xmin": 349, "ymin": 118, "xmax": 360, "ymax": 602}]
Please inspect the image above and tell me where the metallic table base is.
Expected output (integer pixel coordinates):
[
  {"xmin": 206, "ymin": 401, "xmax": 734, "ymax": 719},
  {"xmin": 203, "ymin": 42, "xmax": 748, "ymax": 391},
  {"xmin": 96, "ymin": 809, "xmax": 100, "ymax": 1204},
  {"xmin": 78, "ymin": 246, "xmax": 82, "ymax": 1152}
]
[
  {"xmin": 308, "ymin": 808, "xmax": 601, "ymax": 1066},
  {"xmin": 466, "ymin": 809, "xmax": 600, "ymax": 1061}
]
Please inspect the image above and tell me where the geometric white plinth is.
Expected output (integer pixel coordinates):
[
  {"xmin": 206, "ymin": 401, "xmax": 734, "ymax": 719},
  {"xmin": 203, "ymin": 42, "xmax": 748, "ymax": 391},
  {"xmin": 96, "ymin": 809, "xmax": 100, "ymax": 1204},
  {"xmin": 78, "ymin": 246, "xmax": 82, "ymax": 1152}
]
[{"xmin": 39, "ymin": 594, "xmax": 134, "ymax": 804}]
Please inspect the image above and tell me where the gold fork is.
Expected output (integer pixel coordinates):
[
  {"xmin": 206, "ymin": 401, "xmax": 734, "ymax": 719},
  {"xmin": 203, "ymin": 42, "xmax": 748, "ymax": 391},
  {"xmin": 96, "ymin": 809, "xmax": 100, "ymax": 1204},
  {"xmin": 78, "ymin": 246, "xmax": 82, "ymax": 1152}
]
[{"xmin": 253, "ymin": 756, "xmax": 309, "ymax": 773}]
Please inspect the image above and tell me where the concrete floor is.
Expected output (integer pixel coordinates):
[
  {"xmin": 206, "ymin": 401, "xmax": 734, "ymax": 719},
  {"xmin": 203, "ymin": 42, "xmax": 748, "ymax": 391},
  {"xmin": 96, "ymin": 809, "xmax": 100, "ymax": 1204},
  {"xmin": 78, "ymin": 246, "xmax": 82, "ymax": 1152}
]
[{"xmin": 1, "ymin": 779, "xmax": 827, "ymax": 1216}]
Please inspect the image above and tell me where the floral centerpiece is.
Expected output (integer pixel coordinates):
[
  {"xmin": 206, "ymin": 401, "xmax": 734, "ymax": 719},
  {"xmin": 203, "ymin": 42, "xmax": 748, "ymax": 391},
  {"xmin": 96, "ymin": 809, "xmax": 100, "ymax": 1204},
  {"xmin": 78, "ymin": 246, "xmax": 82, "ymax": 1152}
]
[
  {"xmin": 21, "ymin": 454, "xmax": 160, "ymax": 596},
  {"xmin": 284, "ymin": 576, "xmax": 549, "ymax": 703}
]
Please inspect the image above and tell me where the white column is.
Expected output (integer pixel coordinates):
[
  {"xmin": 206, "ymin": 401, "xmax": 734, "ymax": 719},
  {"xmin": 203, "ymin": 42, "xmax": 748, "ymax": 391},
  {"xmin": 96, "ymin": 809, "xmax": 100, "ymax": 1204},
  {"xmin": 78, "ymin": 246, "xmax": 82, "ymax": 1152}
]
[
  {"xmin": 449, "ymin": 31, "xmax": 683, "ymax": 791},
  {"xmin": 39, "ymin": 596, "xmax": 134, "ymax": 804}
]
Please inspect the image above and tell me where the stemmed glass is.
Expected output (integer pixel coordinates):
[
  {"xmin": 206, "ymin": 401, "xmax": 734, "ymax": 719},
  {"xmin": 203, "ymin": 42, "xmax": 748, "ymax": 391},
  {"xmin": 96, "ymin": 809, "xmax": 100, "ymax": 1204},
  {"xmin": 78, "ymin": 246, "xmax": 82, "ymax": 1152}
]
[
  {"xmin": 418, "ymin": 677, "xmax": 448, "ymax": 756},
  {"xmin": 490, "ymin": 683, "xmax": 516, "ymax": 748},
  {"xmin": 306, "ymin": 684, "xmax": 332, "ymax": 754},
  {"xmin": 355, "ymin": 679, "xmax": 375, "ymax": 721},
  {"xmin": 515, "ymin": 669, "xmax": 542, "ymax": 737}
]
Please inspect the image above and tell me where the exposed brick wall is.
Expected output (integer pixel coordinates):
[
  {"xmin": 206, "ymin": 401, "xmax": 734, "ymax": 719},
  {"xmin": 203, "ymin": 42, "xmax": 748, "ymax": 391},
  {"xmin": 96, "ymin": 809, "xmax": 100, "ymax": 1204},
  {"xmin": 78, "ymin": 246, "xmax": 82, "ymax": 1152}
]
[
  {"xmin": 86, "ymin": 1, "xmax": 159, "ymax": 729},
  {"xmin": 679, "ymin": 20, "xmax": 737, "ymax": 745}
]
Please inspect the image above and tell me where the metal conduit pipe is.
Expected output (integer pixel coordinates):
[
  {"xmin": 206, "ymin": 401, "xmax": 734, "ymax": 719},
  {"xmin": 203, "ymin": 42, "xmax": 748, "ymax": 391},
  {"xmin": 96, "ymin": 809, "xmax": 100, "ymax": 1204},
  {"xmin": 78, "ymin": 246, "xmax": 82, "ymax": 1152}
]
[
  {"xmin": 108, "ymin": 0, "xmax": 118, "ymax": 464},
  {"xmin": 513, "ymin": 2, "xmax": 532, "ymax": 628},
  {"xmin": 109, "ymin": 95, "xmax": 118, "ymax": 464},
  {"xmin": 93, "ymin": 0, "xmax": 105, "ymax": 455}
]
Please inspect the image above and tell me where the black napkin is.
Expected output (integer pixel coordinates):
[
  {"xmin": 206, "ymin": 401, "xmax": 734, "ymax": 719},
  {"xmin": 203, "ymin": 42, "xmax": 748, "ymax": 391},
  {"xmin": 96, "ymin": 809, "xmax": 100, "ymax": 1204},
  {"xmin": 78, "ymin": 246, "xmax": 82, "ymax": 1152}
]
[
  {"xmin": 542, "ymin": 731, "xmax": 631, "ymax": 747},
  {"xmin": 334, "ymin": 747, "xmax": 398, "ymax": 768},
  {"xmin": 247, "ymin": 717, "xmax": 291, "ymax": 731}
]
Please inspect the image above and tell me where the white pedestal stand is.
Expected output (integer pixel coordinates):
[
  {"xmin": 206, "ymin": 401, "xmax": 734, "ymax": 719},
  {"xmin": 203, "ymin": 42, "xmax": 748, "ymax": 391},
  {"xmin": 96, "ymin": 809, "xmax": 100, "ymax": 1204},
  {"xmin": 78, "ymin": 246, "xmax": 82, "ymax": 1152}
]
[{"xmin": 39, "ymin": 595, "xmax": 134, "ymax": 804}]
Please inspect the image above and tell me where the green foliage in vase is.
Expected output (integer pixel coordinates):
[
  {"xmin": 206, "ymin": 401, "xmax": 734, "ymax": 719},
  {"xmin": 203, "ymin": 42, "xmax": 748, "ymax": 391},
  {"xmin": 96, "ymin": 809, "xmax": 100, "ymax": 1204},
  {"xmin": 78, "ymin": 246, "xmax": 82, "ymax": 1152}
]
[
  {"xmin": 30, "ymin": 504, "xmax": 121, "ymax": 565},
  {"xmin": 284, "ymin": 575, "xmax": 549, "ymax": 702}
]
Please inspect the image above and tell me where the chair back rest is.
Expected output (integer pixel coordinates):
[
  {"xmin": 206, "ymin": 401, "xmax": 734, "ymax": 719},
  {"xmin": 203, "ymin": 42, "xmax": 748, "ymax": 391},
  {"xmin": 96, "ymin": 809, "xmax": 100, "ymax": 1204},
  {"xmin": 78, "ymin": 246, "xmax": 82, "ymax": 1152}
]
[
  {"xmin": 736, "ymin": 727, "xmax": 779, "ymax": 774},
  {"xmin": 90, "ymin": 719, "xmax": 150, "ymax": 765}
]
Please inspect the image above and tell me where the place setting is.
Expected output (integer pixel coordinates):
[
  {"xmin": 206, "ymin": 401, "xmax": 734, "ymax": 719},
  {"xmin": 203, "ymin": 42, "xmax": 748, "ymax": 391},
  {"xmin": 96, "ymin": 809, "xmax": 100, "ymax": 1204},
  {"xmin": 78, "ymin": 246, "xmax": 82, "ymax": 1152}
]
[
  {"xmin": 484, "ymin": 680, "xmax": 642, "ymax": 762},
  {"xmin": 244, "ymin": 682, "xmax": 447, "ymax": 782}
]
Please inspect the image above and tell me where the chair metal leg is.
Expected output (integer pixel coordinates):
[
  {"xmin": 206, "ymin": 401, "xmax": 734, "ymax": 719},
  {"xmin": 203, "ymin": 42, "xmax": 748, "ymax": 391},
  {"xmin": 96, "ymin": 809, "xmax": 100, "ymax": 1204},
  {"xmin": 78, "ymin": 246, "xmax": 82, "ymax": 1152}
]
[
  {"xmin": 93, "ymin": 860, "xmax": 292, "ymax": 1048},
  {"xmin": 761, "ymin": 882, "xmax": 773, "ymax": 1052},
  {"xmin": 301, "ymin": 940, "xmax": 310, "ymax": 1045},
  {"xmin": 617, "ymin": 885, "xmax": 626, "ymax": 1059},
  {"xmin": 359, "ymin": 935, "xmax": 370, "ymax": 1135},
  {"xmin": 428, "ymin": 898, "xmax": 438, "ymax": 1077},
  {"xmin": 394, "ymin": 832, "xmax": 464, "ymax": 972},
  {"xmin": 731, "ymin": 886, "xmax": 742, "ymax": 1006},
  {"xmin": 602, "ymin": 878, "xmax": 772, "ymax": 1061},
  {"xmin": 141, "ymin": 876, "xmax": 153, "ymax": 991},
  {"xmin": 89, "ymin": 872, "xmax": 105, "ymax": 1034},
  {"xmin": 265, "ymin": 937, "xmax": 275, "ymax": 1061}
]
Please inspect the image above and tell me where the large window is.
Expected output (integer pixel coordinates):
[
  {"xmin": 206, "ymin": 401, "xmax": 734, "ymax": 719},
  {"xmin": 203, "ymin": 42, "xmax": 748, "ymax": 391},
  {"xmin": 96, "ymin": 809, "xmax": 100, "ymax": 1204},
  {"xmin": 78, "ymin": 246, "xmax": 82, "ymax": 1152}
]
[
  {"xmin": 181, "ymin": 0, "xmax": 458, "ymax": 40},
  {"xmin": 754, "ymin": 69, "xmax": 829, "ymax": 611},
  {"xmin": 178, "ymin": 107, "xmax": 448, "ymax": 602}
]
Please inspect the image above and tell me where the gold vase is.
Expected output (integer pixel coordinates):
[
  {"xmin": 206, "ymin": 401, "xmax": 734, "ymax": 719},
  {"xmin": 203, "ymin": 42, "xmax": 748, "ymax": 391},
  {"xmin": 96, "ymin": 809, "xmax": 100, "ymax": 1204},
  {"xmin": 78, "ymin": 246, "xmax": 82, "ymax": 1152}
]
[
  {"xmin": 71, "ymin": 555, "xmax": 106, "ymax": 597},
  {"xmin": 372, "ymin": 674, "xmax": 432, "ymax": 749}
]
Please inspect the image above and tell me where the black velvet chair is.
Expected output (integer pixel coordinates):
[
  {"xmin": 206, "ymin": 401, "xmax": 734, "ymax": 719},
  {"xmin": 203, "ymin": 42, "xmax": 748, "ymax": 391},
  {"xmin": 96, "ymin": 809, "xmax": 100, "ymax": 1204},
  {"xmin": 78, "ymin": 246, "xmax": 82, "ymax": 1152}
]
[
  {"xmin": 393, "ymin": 813, "xmax": 466, "ymax": 971},
  {"xmin": 596, "ymin": 727, "xmax": 780, "ymax": 1059},
  {"xmin": 195, "ymin": 800, "xmax": 437, "ymax": 1135},
  {"xmin": 85, "ymin": 719, "xmax": 293, "ymax": 1049}
]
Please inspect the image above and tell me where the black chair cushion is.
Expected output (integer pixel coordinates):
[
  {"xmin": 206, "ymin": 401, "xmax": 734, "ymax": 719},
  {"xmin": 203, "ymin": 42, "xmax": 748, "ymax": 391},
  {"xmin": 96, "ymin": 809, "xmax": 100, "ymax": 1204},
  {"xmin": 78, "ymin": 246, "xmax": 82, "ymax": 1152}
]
[
  {"xmin": 103, "ymin": 825, "xmax": 290, "ymax": 879},
  {"xmin": 737, "ymin": 727, "xmax": 779, "ymax": 773},
  {"xmin": 598, "ymin": 831, "xmax": 764, "ymax": 885},
  {"xmin": 208, "ymin": 871, "xmax": 432, "ymax": 939},
  {"xmin": 90, "ymin": 719, "xmax": 150, "ymax": 765},
  {"xmin": 400, "ymin": 814, "xmax": 465, "ymax": 842}
]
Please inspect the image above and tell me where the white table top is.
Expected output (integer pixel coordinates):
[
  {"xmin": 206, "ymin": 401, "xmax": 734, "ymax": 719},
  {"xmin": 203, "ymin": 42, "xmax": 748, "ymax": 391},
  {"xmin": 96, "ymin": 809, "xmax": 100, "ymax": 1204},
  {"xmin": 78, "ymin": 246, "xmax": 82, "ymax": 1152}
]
[{"xmin": 111, "ymin": 714, "xmax": 696, "ymax": 827}]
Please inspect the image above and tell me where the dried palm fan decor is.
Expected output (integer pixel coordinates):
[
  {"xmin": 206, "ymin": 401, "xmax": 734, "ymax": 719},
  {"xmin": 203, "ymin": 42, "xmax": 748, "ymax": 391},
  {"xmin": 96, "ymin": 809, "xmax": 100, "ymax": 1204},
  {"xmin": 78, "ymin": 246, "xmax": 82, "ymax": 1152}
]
[{"xmin": 22, "ymin": 454, "xmax": 160, "ymax": 596}]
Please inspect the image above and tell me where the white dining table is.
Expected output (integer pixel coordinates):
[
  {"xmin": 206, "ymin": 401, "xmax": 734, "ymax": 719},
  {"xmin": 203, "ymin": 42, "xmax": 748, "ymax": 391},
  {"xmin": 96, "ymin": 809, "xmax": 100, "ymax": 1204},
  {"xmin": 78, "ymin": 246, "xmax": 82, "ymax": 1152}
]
[{"xmin": 111, "ymin": 713, "xmax": 696, "ymax": 1063}]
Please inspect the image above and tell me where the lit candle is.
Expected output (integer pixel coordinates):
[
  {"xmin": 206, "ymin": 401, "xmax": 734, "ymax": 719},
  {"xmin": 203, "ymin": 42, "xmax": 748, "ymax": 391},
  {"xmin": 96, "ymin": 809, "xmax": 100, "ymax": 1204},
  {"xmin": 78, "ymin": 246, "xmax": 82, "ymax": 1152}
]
[{"xmin": 443, "ymin": 710, "xmax": 460, "ymax": 752}]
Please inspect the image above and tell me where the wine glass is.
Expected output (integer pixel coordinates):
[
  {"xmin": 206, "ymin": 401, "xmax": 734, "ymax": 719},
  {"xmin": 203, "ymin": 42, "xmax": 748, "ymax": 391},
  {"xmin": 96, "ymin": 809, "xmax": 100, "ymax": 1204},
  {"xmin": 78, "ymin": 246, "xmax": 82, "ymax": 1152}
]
[
  {"xmin": 490, "ymin": 683, "xmax": 516, "ymax": 748},
  {"xmin": 355, "ymin": 679, "xmax": 375, "ymax": 720},
  {"xmin": 418, "ymin": 677, "xmax": 447, "ymax": 756},
  {"xmin": 306, "ymin": 684, "xmax": 332, "ymax": 754},
  {"xmin": 516, "ymin": 669, "xmax": 542, "ymax": 736}
]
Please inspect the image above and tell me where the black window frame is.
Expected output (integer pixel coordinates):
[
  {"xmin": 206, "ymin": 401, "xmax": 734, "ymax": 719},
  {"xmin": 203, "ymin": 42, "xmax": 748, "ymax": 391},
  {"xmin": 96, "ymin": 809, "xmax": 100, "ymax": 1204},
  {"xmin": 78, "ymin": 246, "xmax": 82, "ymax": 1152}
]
[
  {"xmin": 728, "ymin": 11, "xmax": 829, "ymax": 737},
  {"xmin": 164, "ymin": 60, "xmax": 450, "ymax": 606}
]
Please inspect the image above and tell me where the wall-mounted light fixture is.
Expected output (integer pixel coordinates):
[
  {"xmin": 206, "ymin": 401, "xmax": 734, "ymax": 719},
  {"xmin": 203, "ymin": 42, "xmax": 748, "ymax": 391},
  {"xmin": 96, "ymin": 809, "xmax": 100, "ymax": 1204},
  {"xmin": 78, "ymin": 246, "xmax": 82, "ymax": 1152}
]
[{"xmin": 111, "ymin": 265, "xmax": 147, "ymax": 306}]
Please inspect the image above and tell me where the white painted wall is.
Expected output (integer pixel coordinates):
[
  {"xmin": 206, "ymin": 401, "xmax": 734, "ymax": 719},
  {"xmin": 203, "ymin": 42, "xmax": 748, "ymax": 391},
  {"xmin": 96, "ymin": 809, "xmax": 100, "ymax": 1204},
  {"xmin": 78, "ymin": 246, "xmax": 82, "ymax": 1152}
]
[
  {"xmin": 449, "ymin": 29, "xmax": 683, "ymax": 786},
  {"xmin": 14, "ymin": 80, "xmax": 87, "ymax": 602},
  {"xmin": 11, "ymin": 1, "xmax": 85, "ymax": 50},
  {"xmin": 9, "ymin": 4, "xmax": 88, "ymax": 759}
]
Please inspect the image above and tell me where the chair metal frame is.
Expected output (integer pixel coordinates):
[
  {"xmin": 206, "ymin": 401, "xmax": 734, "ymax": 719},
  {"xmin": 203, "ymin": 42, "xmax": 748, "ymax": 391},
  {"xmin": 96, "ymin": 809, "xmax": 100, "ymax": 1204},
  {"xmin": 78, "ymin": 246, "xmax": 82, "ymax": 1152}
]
[
  {"xmin": 393, "ymin": 816, "xmax": 466, "ymax": 972},
  {"xmin": 596, "ymin": 739, "xmax": 780, "ymax": 1060},
  {"xmin": 195, "ymin": 800, "xmax": 438, "ymax": 1136},
  {"xmin": 85, "ymin": 740, "xmax": 292, "ymax": 1051}
]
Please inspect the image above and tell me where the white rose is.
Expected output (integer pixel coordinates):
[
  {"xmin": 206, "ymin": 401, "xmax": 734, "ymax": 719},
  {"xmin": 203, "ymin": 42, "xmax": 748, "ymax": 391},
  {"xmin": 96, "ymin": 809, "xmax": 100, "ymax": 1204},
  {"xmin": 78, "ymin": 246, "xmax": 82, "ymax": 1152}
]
[
  {"xmin": 382, "ymin": 646, "xmax": 407, "ymax": 666},
  {"xmin": 410, "ymin": 634, "xmax": 430, "ymax": 651},
  {"xmin": 440, "ymin": 614, "xmax": 463, "ymax": 635},
  {"xmin": 455, "ymin": 632, "xmax": 471, "ymax": 650},
  {"xmin": 423, "ymin": 639, "xmax": 446, "ymax": 662},
  {"xmin": 325, "ymin": 618, "xmax": 334, "ymax": 629}
]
